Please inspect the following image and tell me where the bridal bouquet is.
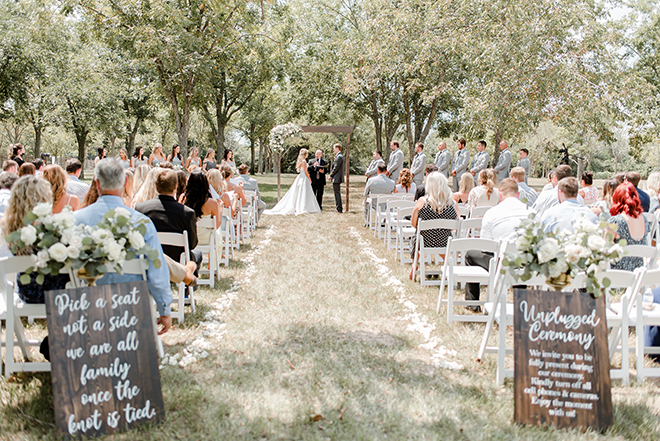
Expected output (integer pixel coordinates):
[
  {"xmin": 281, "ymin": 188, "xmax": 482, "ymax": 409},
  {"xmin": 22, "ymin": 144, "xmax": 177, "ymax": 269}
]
[
  {"xmin": 502, "ymin": 214, "xmax": 625, "ymax": 296},
  {"xmin": 270, "ymin": 122, "xmax": 302, "ymax": 153},
  {"xmin": 5, "ymin": 204, "xmax": 161, "ymax": 283}
]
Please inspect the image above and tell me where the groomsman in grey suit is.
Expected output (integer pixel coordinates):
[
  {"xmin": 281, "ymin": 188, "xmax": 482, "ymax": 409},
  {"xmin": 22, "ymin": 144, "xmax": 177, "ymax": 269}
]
[
  {"xmin": 386, "ymin": 141, "xmax": 404, "ymax": 183},
  {"xmin": 469, "ymin": 140, "xmax": 490, "ymax": 185},
  {"xmin": 365, "ymin": 150, "xmax": 385, "ymax": 179},
  {"xmin": 410, "ymin": 142, "xmax": 427, "ymax": 188},
  {"xmin": 494, "ymin": 140, "xmax": 512, "ymax": 182},
  {"xmin": 434, "ymin": 142, "xmax": 450, "ymax": 177},
  {"xmin": 517, "ymin": 148, "xmax": 530, "ymax": 184},
  {"xmin": 451, "ymin": 138, "xmax": 470, "ymax": 192},
  {"xmin": 363, "ymin": 163, "xmax": 395, "ymax": 225},
  {"xmin": 329, "ymin": 143, "xmax": 344, "ymax": 213}
]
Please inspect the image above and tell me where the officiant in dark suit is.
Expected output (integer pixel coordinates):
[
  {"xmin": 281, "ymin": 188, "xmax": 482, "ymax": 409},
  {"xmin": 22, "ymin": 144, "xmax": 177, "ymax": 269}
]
[{"xmin": 308, "ymin": 149, "xmax": 327, "ymax": 209}]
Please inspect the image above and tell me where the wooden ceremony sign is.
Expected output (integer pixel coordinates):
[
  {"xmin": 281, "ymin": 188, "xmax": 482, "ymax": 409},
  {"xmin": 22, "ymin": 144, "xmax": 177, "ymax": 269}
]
[
  {"xmin": 45, "ymin": 281, "xmax": 164, "ymax": 438},
  {"xmin": 513, "ymin": 288, "xmax": 613, "ymax": 432}
]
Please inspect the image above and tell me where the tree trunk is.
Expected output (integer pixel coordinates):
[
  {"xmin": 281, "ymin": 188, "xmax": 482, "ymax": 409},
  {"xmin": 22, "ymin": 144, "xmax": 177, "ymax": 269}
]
[
  {"xmin": 249, "ymin": 122, "xmax": 256, "ymax": 174},
  {"xmin": 33, "ymin": 124, "xmax": 42, "ymax": 159},
  {"xmin": 126, "ymin": 117, "xmax": 142, "ymax": 157},
  {"xmin": 276, "ymin": 152, "xmax": 281, "ymax": 200},
  {"xmin": 368, "ymin": 91, "xmax": 383, "ymax": 154},
  {"xmin": 402, "ymin": 83, "xmax": 414, "ymax": 162},
  {"xmin": 75, "ymin": 128, "xmax": 89, "ymax": 179},
  {"xmin": 258, "ymin": 136, "xmax": 265, "ymax": 174},
  {"xmin": 492, "ymin": 127, "xmax": 504, "ymax": 166}
]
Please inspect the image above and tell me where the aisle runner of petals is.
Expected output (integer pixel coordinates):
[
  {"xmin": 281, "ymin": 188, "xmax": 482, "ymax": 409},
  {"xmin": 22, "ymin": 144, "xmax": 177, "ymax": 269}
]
[
  {"xmin": 349, "ymin": 228, "xmax": 463, "ymax": 370},
  {"xmin": 161, "ymin": 226, "xmax": 277, "ymax": 368}
]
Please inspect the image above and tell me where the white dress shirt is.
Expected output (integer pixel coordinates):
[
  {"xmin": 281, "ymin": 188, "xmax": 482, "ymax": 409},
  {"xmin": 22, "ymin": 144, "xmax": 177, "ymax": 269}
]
[
  {"xmin": 541, "ymin": 199, "xmax": 598, "ymax": 233},
  {"xmin": 480, "ymin": 197, "xmax": 531, "ymax": 240}
]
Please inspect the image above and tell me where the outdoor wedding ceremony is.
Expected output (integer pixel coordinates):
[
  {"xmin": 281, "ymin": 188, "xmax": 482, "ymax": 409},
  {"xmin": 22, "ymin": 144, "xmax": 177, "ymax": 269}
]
[{"xmin": 1, "ymin": 0, "xmax": 660, "ymax": 439}]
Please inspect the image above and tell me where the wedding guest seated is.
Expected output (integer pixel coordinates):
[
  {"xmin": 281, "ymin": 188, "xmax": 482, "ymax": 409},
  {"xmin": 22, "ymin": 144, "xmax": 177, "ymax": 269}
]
[
  {"xmin": 414, "ymin": 163, "xmax": 437, "ymax": 200},
  {"xmin": 465, "ymin": 178, "xmax": 531, "ymax": 310},
  {"xmin": 123, "ymin": 169, "xmax": 135, "ymax": 207},
  {"xmin": 452, "ymin": 173, "xmax": 474, "ymax": 204},
  {"xmin": 65, "ymin": 158, "xmax": 90, "ymax": 199},
  {"xmin": 467, "ymin": 169, "xmax": 500, "ymax": 210},
  {"xmin": 183, "ymin": 172, "xmax": 224, "ymax": 254},
  {"xmin": 532, "ymin": 164, "xmax": 583, "ymax": 217},
  {"xmin": 625, "ymin": 171, "xmax": 650, "ymax": 212},
  {"xmin": 363, "ymin": 163, "xmax": 395, "ymax": 226},
  {"xmin": 1, "ymin": 176, "xmax": 68, "ymax": 301},
  {"xmin": 409, "ymin": 172, "xmax": 458, "ymax": 280},
  {"xmin": 208, "ymin": 169, "xmax": 237, "ymax": 215},
  {"xmin": 175, "ymin": 170, "xmax": 187, "ymax": 202},
  {"xmin": 578, "ymin": 172, "xmax": 598, "ymax": 206},
  {"xmin": 132, "ymin": 167, "xmax": 166, "ymax": 206},
  {"xmin": 135, "ymin": 169, "xmax": 202, "ymax": 278},
  {"xmin": 74, "ymin": 159, "xmax": 173, "ymax": 334},
  {"xmin": 18, "ymin": 162, "xmax": 35, "ymax": 177},
  {"xmin": 590, "ymin": 179, "xmax": 618, "ymax": 220},
  {"xmin": 32, "ymin": 158, "xmax": 44, "ymax": 176},
  {"xmin": 220, "ymin": 163, "xmax": 246, "ymax": 206},
  {"xmin": 2, "ymin": 159, "xmax": 18, "ymax": 176},
  {"xmin": 43, "ymin": 165, "xmax": 80, "ymax": 213},
  {"xmin": 394, "ymin": 168, "xmax": 416, "ymax": 195},
  {"xmin": 609, "ymin": 181, "xmax": 649, "ymax": 271},
  {"xmin": 133, "ymin": 164, "xmax": 151, "ymax": 194},
  {"xmin": 647, "ymin": 171, "xmax": 660, "ymax": 213},
  {"xmin": 0, "ymin": 172, "xmax": 18, "ymax": 217},
  {"xmin": 540, "ymin": 171, "xmax": 554, "ymax": 193},
  {"xmin": 541, "ymin": 177, "xmax": 597, "ymax": 233},
  {"xmin": 237, "ymin": 164, "xmax": 266, "ymax": 221},
  {"xmin": 510, "ymin": 166, "xmax": 537, "ymax": 207}
]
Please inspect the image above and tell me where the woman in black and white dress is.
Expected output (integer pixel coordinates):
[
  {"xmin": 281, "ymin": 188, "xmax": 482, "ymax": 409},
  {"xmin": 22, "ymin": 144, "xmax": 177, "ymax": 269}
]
[{"xmin": 409, "ymin": 172, "xmax": 458, "ymax": 279}]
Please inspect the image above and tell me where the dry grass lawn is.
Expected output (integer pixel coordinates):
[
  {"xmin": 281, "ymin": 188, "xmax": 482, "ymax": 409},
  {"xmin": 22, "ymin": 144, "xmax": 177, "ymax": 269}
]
[{"xmin": 1, "ymin": 173, "xmax": 659, "ymax": 440}]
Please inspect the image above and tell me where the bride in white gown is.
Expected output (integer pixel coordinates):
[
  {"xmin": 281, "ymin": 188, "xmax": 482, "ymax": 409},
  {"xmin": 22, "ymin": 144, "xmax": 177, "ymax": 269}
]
[{"xmin": 264, "ymin": 148, "xmax": 321, "ymax": 216}]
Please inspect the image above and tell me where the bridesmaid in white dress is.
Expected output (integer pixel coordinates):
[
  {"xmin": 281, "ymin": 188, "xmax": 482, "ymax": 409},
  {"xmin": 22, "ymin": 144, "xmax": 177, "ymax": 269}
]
[{"xmin": 264, "ymin": 149, "xmax": 321, "ymax": 216}]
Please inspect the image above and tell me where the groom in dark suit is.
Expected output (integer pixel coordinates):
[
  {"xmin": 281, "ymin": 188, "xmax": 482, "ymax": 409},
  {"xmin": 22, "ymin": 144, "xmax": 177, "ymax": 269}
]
[
  {"xmin": 329, "ymin": 143, "xmax": 344, "ymax": 213},
  {"xmin": 308, "ymin": 149, "xmax": 327, "ymax": 209}
]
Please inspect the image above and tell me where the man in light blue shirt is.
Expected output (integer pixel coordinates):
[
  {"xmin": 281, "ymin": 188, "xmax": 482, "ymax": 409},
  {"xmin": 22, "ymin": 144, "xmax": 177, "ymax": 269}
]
[
  {"xmin": 510, "ymin": 166, "xmax": 537, "ymax": 207},
  {"xmin": 541, "ymin": 177, "xmax": 597, "ymax": 233},
  {"xmin": 74, "ymin": 158, "xmax": 173, "ymax": 334}
]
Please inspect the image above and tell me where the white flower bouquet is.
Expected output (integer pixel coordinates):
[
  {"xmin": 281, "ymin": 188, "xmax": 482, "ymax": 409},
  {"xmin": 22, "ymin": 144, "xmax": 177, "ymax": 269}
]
[
  {"xmin": 503, "ymin": 214, "xmax": 625, "ymax": 296},
  {"xmin": 269, "ymin": 122, "xmax": 302, "ymax": 153},
  {"xmin": 5, "ymin": 203, "xmax": 80, "ymax": 285},
  {"xmin": 5, "ymin": 204, "xmax": 161, "ymax": 283},
  {"xmin": 74, "ymin": 207, "xmax": 161, "ymax": 277}
]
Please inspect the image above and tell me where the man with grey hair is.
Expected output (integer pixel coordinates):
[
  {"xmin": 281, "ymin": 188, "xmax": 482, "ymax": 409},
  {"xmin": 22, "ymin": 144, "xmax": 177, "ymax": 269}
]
[{"xmin": 74, "ymin": 158, "xmax": 173, "ymax": 334}]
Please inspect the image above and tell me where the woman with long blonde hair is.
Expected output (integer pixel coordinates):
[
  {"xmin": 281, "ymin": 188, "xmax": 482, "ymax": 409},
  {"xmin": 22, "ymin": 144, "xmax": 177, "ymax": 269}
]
[
  {"xmin": 467, "ymin": 168, "xmax": 500, "ymax": 209},
  {"xmin": 133, "ymin": 164, "xmax": 150, "ymax": 194},
  {"xmin": 132, "ymin": 167, "xmax": 165, "ymax": 206},
  {"xmin": 409, "ymin": 172, "xmax": 458, "ymax": 279},
  {"xmin": 452, "ymin": 173, "xmax": 474, "ymax": 203},
  {"xmin": 263, "ymin": 148, "xmax": 320, "ymax": 215},
  {"xmin": 123, "ymin": 170, "xmax": 134, "ymax": 207},
  {"xmin": 1, "ymin": 176, "xmax": 69, "ymax": 304},
  {"xmin": 42, "ymin": 165, "xmax": 80, "ymax": 213}
]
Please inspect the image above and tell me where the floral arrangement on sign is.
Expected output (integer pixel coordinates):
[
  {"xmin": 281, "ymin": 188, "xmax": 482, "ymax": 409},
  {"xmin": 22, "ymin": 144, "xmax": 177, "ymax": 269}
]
[
  {"xmin": 269, "ymin": 122, "xmax": 302, "ymax": 153},
  {"xmin": 502, "ymin": 214, "xmax": 625, "ymax": 296},
  {"xmin": 5, "ymin": 204, "xmax": 160, "ymax": 284}
]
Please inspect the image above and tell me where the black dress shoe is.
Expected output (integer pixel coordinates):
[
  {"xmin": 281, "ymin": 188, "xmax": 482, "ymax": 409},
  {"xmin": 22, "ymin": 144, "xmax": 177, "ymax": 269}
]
[{"xmin": 465, "ymin": 305, "xmax": 482, "ymax": 313}]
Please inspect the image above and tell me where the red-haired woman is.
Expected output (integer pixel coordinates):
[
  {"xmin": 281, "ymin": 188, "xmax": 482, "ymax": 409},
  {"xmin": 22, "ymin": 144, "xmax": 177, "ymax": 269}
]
[{"xmin": 609, "ymin": 181, "xmax": 649, "ymax": 271}]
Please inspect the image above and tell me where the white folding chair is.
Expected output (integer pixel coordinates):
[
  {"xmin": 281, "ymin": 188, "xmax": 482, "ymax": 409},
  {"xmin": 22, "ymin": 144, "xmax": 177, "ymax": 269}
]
[
  {"xmin": 621, "ymin": 244, "xmax": 658, "ymax": 270},
  {"xmin": 1, "ymin": 257, "xmax": 78, "ymax": 377},
  {"xmin": 469, "ymin": 206, "xmax": 491, "ymax": 218},
  {"xmin": 412, "ymin": 218, "xmax": 461, "ymax": 286},
  {"xmin": 157, "ymin": 231, "xmax": 195, "ymax": 323},
  {"xmin": 194, "ymin": 217, "xmax": 219, "ymax": 288},
  {"xmin": 385, "ymin": 200, "xmax": 415, "ymax": 251},
  {"xmin": 594, "ymin": 269, "xmax": 641, "ymax": 385},
  {"xmin": 458, "ymin": 217, "xmax": 482, "ymax": 238},
  {"xmin": 437, "ymin": 237, "xmax": 500, "ymax": 322},
  {"xmin": 374, "ymin": 195, "xmax": 402, "ymax": 239},
  {"xmin": 456, "ymin": 203, "xmax": 469, "ymax": 218},
  {"xmin": 396, "ymin": 207, "xmax": 416, "ymax": 265},
  {"xmin": 644, "ymin": 212, "xmax": 658, "ymax": 247},
  {"xmin": 628, "ymin": 268, "xmax": 660, "ymax": 381},
  {"xmin": 218, "ymin": 207, "xmax": 233, "ymax": 266}
]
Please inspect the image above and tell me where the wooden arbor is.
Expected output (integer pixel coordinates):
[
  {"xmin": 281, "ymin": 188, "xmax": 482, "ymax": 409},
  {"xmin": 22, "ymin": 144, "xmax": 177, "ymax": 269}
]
[{"xmin": 301, "ymin": 125, "xmax": 354, "ymax": 211}]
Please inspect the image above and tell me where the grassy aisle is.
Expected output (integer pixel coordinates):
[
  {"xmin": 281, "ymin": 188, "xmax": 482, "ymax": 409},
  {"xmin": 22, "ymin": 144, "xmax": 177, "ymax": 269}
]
[{"xmin": 1, "ymin": 175, "xmax": 659, "ymax": 439}]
